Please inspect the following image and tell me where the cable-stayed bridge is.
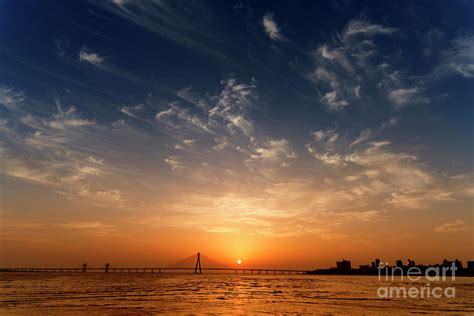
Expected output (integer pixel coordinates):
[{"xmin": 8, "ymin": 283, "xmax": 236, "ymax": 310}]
[{"xmin": 0, "ymin": 252, "xmax": 308, "ymax": 275}]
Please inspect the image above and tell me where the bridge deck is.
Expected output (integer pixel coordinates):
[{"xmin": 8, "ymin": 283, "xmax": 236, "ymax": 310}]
[{"xmin": 0, "ymin": 267, "xmax": 308, "ymax": 274}]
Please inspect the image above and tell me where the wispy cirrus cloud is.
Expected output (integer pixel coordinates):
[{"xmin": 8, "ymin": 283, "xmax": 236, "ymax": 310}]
[
  {"xmin": 76, "ymin": 47, "xmax": 138, "ymax": 81},
  {"xmin": 305, "ymin": 126, "xmax": 466, "ymax": 210},
  {"xmin": 245, "ymin": 139, "xmax": 297, "ymax": 177},
  {"xmin": 250, "ymin": 139, "xmax": 297, "ymax": 164},
  {"xmin": 154, "ymin": 102, "xmax": 213, "ymax": 135},
  {"xmin": 151, "ymin": 77, "xmax": 258, "ymax": 143},
  {"xmin": 434, "ymin": 35, "xmax": 474, "ymax": 78},
  {"xmin": 118, "ymin": 104, "xmax": 148, "ymax": 121},
  {"xmin": 92, "ymin": 0, "xmax": 233, "ymax": 63},
  {"xmin": 306, "ymin": 18, "xmax": 444, "ymax": 111},
  {"xmin": 262, "ymin": 12, "xmax": 284, "ymax": 41},
  {"xmin": 320, "ymin": 90, "xmax": 349, "ymax": 110},
  {"xmin": 342, "ymin": 19, "xmax": 396, "ymax": 42},
  {"xmin": 0, "ymin": 90, "xmax": 151, "ymax": 208},
  {"xmin": 308, "ymin": 18, "xmax": 406, "ymax": 111},
  {"xmin": 388, "ymin": 87, "xmax": 429, "ymax": 107},
  {"xmin": 150, "ymin": 76, "xmax": 299, "ymax": 180},
  {"xmin": 0, "ymin": 86, "xmax": 25, "ymax": 111},
  {"xmin": 421, "ymin": 27, "xmax": 445, "ymax": 57}
]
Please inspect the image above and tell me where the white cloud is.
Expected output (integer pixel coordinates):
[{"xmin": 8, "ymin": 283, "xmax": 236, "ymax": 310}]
[
  {"xmin": 320, "ymin": 91, "xmax": 349, "ymax": 110},
  {"xmin": 349, "ymin": 129, "xmax": 372, "ymax": 147},
  {"xmin": 305, "ymin": 127, "xmax": 451, "ymax": 210},
  {"xmin": 177, "ymin": 87, "xmax": 208, "ymax": 110},
  {"xmin": 24, "ymin": 131, "xmax": 67, "ymax": 149},
  {"xmin": 58, "ymin": 221, "xmax": 117, "ymax": 235},
  {"xmin": 308, "ymin": 19, "xmax": 397, "ymax": 111},
  {"xmin": 422, "ymin": 27, "xmax": 445, "ymax": 56},
  {"xmin": 79, "ymin": 48, "xmax": 104, "ymax": 66},
  {"xmin": 0, "ymin": 99, "xmax": 142, "ymax": 208},
  {"xmin": 155, "ymin": 102, "xmax": 212, "ymax": 134},
  {"xmin": 155, "ymin": 107, "xmax": 174, "ymax": 120},
  {"xmin": 182, "ymin": 139, "xmax": 195, "ymax": 146},
  {"xmin": 262, "ymin": 12, "xmax": 283, "ymax": 41},
  {"xmin": 152, "ymin": 76, "xmax": 260, "ymax": 178},
  {"xmin": 1, "ymin": 144, "xmax": 127, "ymax": 208},
  {"xmin": 227, "ymin": 115, "xmax": 253, "ymax": 137},
  {"xmin": 436, "ymin": 35, "xmax": 474, "ymax": 78},
  {"xmin": 112, "ymin": 0, "xmax": 127, "ymax": 5},
  {"xmin": 94, "ymin": 0, "xmax": 231, "ymax": 62},
  {"xmin": 0, "ymin": 86, "xmax": 24, "ymax": 111},
  {"xmin": 342, "ymin": 19, "xmax": 396, "ymax": 41},
  {"xmin": 250, "ymin": 139, "xmax": 297, "ymax": 165},
  {"xmin": 307, "ymin": 149, "xmax": 344, "ymax": 165},
  {"xmin": 382, "ymin": 117, "xmax": 399, "ymax": 128},
  {"xmin": 318, "ymin": 45, "xmax": 353, "ymax": 73},
  {"xmin": 306, "ymin": 128, "xmax": 344, "ymax": 165},
  {"xmin": 59, "ymin": 221, "xmax": 112, "ymax": 229},
  {"xmin": 145, "ymin": 181, "xmax": 385, "ymax": 237},
  {"xmin": 434, "ymin": 220, "xmax": 469, "ymax": 233},
  {"xmin": 78, "ymin": 47, "xmax": 137, "ymax": 80},
  {"xmin": 313, "ymin": 67, "xmax": 339, "ymax": 87},
  {"xmin": 119, "ymin": 104, "xmax": 145, "ymax": 120},
  {"xmin": 164, "ymin": 155, "xmax": 182, "ymax": 171},
  {"xmin": 313, "ymin": 128, "xmax": 339, "ymax": 144},
  {"xmin": 388, "ymin": 87, "xmax": 429, "ymax": 107},
  {"xmin": 354, "ymin": 85, "xmax": 361, "ymax": 98},
  {"xmin": 48, "ymin": 103, "xmax": 95, "ymax": 129},
  {"xmin": 207, "ymin": 78, "xmax": 258, "ymax": 138},
  {"xmin": 210, "ymin": 78, "xmax": 257, "ymax": 116},
  {"xmin": 244, "ymin": 138, "xmax": 298, "ymax": 177},
  {"xmin": 174, "ymin": 138, "xmax": 196, "ymax": 150},
  {"xmin": 87, "ymin": 155, "xmax": 104, "ymax": 165}
]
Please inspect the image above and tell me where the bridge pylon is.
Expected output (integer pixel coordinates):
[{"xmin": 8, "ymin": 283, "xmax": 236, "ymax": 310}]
[{"xmin": 194, "ymin": 252, "xmax": 202, "ymax": 274}]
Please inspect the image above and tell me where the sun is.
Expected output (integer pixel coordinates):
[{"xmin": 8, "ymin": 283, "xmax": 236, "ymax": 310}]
[{"xmin": 237, "ymin": 259, "xmax": 242, "ymax": 265}]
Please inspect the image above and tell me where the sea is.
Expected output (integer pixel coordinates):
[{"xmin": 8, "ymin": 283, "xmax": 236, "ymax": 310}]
[{"xmin": 0, "ymin": 273, "xmax": 473, "ymax": 314}]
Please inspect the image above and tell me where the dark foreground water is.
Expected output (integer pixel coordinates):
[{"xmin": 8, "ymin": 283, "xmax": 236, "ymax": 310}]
[{"xmin": 0, "ymin": 273, "xmax": 473, "ymax": 314}]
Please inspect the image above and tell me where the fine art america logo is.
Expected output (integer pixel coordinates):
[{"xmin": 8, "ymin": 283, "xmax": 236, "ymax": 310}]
[{"xmin": 377, "ymin": 261, "xmax": 457, "ymax": 299}]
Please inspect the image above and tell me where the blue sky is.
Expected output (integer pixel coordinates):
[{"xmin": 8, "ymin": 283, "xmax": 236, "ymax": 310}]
[{"xmin": 0, "ymin": 0, "xmax": 473, "ymax": 265}]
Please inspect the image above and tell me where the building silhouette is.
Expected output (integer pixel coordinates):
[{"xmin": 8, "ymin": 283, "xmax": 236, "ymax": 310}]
[
  {"xmin": 336, "ymin": 260, "xmax": 351, "ymax": 272},
  {"xmin": 454, "ymin": 259, "xmax": 463, "ymax": 270},
  {"xmin": 308, "ymin": 258, "xmax": 474, "ymax": 276},
  {"xmin": 467, "ymin": 261, "xmax": 474, "ymax": 271}
]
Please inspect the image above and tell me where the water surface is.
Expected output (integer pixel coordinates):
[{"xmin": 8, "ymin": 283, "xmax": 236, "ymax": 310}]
[{"xmin": 0, "ymin": 273, "xmax": 472, "ymax": 314}]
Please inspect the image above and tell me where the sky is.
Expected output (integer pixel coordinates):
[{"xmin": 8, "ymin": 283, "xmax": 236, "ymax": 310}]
[{"xmin": 0, "ymin": 0, "xmax": 473, "ymax": 268}]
